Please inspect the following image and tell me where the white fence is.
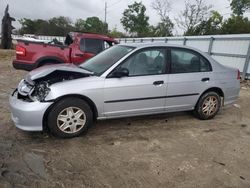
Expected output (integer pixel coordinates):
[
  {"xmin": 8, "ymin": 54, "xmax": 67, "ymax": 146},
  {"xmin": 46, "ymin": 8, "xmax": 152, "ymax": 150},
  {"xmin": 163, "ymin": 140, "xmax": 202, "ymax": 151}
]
[{"xmin": 12, "ymin": 34, "xmax": 250, "ymax": 79}]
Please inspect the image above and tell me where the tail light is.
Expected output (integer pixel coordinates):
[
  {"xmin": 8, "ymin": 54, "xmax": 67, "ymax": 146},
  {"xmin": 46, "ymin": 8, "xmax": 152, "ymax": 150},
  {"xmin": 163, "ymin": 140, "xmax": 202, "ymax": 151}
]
[
  {"xmin": 237, "ymin": 69, "xmax": 240, "ymax": 80},
  {"xmin": 16, "ymin": 45, "xmax": 26, "ymax": 56}
]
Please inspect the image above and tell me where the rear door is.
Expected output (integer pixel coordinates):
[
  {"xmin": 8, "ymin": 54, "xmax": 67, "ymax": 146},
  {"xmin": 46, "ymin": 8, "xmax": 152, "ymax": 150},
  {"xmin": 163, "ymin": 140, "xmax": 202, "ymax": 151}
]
[
  {"xmin": 166, "ymin": 47, "xmax": 213, "ymax": 112},
  {"xmin": 103, "ymin": 47, "xmax": 169, "ymax": 118}
]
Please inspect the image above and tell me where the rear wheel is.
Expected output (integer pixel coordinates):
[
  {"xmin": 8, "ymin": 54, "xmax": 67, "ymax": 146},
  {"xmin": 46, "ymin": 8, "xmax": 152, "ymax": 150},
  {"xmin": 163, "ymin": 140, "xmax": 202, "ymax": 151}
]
[
  {"xmin": 194, "ymin": 91, "xmax": 221, "ymax": 120},
  {"xmin": 47, "ymin": 97, "xmax": 93, "ymax": 138}
]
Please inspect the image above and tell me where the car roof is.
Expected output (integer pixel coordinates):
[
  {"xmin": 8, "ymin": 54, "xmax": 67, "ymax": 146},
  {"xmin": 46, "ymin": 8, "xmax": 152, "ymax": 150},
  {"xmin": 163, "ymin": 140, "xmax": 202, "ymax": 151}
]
[{"xmin": 118, "ymin": 42, "xmax": 201, "ymax": 51}]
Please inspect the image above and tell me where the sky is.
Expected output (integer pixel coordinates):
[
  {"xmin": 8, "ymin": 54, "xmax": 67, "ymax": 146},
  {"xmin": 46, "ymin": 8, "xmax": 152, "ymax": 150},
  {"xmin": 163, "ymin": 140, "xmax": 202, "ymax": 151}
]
[{"xmin": 0, "ymin": 0, "xmax": 235, "ymax": 35}]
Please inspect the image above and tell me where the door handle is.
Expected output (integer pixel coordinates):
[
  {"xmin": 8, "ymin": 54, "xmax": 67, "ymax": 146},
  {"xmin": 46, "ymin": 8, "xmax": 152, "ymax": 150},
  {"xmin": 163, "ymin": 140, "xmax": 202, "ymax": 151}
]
[
  {"xmin": 201, "ymin": 77, "xmax": 210, "ymax": 82},
  {"xmin": 153, "ymin": 80, "xmax": 164, "ymax": 86},
  {"xmin": 75, "ymin": 53, "xmax": 84, "ymax": 57}
]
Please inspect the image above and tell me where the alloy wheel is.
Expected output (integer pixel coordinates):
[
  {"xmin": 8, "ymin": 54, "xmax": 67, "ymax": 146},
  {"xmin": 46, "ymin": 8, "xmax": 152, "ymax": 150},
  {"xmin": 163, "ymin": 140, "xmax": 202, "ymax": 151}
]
[
  {"xmin": 57, "ymin": 107, "xmax": 86, "ymax": 134},
  {"xmin": 202, "ymin": 96, "xmax": 218, "ymax": 116}
]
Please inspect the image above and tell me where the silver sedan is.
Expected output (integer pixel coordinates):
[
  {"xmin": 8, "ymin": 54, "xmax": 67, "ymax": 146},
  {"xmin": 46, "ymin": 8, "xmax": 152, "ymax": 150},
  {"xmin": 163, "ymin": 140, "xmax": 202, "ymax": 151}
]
[{"xmin": 9, "ymin": 43, "xmax": 240, "ymax": 138}]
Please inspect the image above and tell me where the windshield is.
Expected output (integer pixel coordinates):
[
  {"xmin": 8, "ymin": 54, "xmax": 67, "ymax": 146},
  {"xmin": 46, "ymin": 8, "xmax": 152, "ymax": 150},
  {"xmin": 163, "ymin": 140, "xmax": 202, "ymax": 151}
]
[{"xmin": 79, "ymin": 45, "xmax": 135, "ymax": 76}]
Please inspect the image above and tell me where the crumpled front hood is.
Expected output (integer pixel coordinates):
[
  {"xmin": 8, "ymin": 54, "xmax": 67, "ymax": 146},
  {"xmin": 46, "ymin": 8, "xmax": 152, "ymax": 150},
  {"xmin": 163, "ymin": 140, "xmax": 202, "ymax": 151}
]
[{"xmin": 26, "ymin": 63, "xmax": 93, "ymax": 81}]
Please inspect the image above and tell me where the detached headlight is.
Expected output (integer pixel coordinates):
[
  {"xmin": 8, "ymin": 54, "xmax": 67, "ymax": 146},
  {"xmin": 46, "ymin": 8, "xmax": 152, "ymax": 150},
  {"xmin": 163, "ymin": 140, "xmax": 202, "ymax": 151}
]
[
  {"xmin": 18, "ymin": 79, "xmax": 34, "ymax": 96},
  {"xmin": 30, "ymin": 81, "xmax": 51, "ymax": 102}
]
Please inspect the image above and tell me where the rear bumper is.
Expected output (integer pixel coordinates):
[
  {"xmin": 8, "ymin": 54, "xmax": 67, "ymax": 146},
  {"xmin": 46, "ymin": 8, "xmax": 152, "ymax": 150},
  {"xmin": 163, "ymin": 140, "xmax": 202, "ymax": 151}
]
[
  {"xmin": 9, "ymin": 91, "xmax": 53, "ymax": 131},
  {"xmin": 13, "ymin": 60, "xmax": 37, "ymax": 71}
]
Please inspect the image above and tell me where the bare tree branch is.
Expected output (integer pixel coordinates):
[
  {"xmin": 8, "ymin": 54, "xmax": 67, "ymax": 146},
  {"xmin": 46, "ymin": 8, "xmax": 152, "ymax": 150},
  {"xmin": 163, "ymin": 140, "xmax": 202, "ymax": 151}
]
[
  {"xmin": 175, "ymin": 0, "xmax": 212, "ymax": 34},
  {"xmin": 151, "ymin": 0, "xmax": 172, "ymax": 22}
]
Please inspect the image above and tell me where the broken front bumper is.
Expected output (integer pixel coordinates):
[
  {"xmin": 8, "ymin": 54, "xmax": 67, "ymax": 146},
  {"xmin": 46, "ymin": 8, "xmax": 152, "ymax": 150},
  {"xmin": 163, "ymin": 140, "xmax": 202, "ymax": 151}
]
[{"xmin": 9, "ymin": 90, "xmax": 53, "ymax": 131}]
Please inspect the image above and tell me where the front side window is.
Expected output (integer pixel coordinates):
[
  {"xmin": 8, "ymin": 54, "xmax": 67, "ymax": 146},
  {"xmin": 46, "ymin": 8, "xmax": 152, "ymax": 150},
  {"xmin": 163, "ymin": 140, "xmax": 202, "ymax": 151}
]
[
  {"xmin": 171, "ymin": 48, "xmax": 211, "ymax": 73},
  {"xmin": 80, "ymin": 38, "xmax": 103, "ymax": 54},
  {"xmin": 119, "ymin": 48, "xmax": 166, "ymax": 76}
]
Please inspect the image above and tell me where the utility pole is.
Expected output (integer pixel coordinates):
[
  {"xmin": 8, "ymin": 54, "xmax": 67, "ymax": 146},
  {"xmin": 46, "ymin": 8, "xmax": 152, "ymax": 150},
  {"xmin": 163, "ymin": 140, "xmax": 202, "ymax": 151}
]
[{"xmin": 104, "ymin": 2, "xmax": 107, "ymax": 24}]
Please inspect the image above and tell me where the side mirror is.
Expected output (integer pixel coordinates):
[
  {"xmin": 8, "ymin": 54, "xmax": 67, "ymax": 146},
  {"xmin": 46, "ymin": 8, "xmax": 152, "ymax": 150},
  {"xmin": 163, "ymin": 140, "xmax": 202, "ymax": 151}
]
[{"xmin": 112, "ymin": 67, "xmax": 129, "ymax": 78}]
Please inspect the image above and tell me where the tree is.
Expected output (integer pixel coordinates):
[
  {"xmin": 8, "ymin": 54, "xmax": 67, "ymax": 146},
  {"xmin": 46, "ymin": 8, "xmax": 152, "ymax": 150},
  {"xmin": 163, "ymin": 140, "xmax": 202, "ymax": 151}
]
[
  {"xmin": 150, "ymin": 21, "xmax": 174, "ymax": 37},
  {"xmin": 221, "ymin": 15, "xmax": 250, "ymax": 34},
  {"xmin": 230, "ymin": 0, "xmax": 250, "ymax": 16},
  {"xmin": 19, "ymin": 18, "xmax": 37, "ymax": 34},
  {"xmin": 48, "ymin": 16, "xmax": 74, "ymax": 36},
  {"xmin": 74, "ymin": 19, "xmax": 85, "ymax": 32},
  {"xmin": 109, "ymin": 28, "xmax": 125, "ymax": 38},
  {"xmin": 152, "ymin": 0, "xmax": 171, "ymax": 21},
  {"xmin": 34, "ymin": 19, "xmax": 50, "ymax": 35},
  {"xmin": 75, "ymin": 17, "xmax": 108, "ymax": 34},
  {"xmin": 191, "ymin": 11, "xmax": 223, "ymax": 35},
  {"xmin": 121, "ymin": 2, "xmax": 150, "ymax": 37},
  {"xmin": 175, "ymin": 0, "xmax": 212, "ymax": 35},
  {"xmin": 19, "ymin": 17, "xmax": 74, "ymax": 36},
  {"xmin": 83, "ymin": 17, "xmax": 108, "ymax": 34},
  {"xmin": 151, "ymin": 0, "xmax": 174, "ymax": 36}
]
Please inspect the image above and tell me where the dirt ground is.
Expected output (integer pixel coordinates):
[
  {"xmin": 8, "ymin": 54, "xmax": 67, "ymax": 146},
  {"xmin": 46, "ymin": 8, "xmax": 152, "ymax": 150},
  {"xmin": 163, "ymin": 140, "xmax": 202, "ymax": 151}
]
[{"xmin": 0, "ymin": 50, "xmax": 250, "ymax": 188}]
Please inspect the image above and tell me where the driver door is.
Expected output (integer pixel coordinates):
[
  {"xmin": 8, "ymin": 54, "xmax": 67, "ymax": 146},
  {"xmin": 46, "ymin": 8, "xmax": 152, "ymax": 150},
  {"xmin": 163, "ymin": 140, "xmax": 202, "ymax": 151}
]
[{"xmin": 103, "ymin": 47, "xmax": 169, "ymax": 118}]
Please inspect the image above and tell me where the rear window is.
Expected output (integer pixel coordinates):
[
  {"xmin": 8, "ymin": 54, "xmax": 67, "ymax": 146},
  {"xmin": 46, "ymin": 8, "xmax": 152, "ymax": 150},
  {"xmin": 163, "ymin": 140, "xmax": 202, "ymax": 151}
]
[{"xmin": 80, "ymin": 39, "xmax": 103, "ymax": 54}]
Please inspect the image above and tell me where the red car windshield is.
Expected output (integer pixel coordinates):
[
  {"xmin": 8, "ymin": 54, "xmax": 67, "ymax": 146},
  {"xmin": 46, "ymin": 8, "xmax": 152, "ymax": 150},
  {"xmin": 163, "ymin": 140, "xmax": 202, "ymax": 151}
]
[{"xmin": 79, "ymin": 45, "xmax": 134, "ymax": 76}]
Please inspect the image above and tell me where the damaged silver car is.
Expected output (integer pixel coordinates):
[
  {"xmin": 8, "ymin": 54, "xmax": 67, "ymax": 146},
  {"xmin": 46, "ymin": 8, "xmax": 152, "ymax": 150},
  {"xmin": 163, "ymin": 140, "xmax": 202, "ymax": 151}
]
[{"xmin": 9, "ymin": 43, "xmax": 240, "ymax": 138}]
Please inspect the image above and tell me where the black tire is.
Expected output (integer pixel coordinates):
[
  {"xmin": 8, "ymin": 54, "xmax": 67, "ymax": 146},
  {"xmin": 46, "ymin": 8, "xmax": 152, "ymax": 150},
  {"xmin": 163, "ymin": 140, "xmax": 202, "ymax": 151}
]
[
  {"xmin": 47, "ymin": 97, "xmax": 93, "ymax": 138},
  {"xmin": 194, "ymin": 91, "xmax": 221, "ymax": 120}
]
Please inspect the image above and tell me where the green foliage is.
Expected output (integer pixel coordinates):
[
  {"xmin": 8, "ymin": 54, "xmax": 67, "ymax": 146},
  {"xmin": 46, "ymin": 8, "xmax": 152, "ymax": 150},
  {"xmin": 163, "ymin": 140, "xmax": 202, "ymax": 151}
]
[
  {"xmin": 19, "ymin": 17, "xmax": 73, "ymax": 36},
  {"xmin": 176, "ymin": 0, "xmax": 250, "ymax": 36},
  {"xmin": 176, "ymin": 0, "xmax": 212, "ymax": 35},
  {"xmin": 151, "ymin": 0, "xmax": 174, "ymax": 36},
  {"xmin": 18, "ymin": 16, "xmax": 108, "ymax": 36},
  {"xmin": 109, "ymin": 28, "xmax": 125, "ymax": 38},
  {"xmin": 230, "ymin": 0, "xmax": 250, "ymax": 16},
  {"xmin": 75, "ymin": 19, "xmax": 85, "ymax": 32},
  {"xmin": 48, "ymin": 16, "xmax": 74, "ymax": 36},
  {"xmin": 83, "ymin": 17, "xmax": 108, "ymax": 34},
  {"xmin": 17, "ymin": 0, "xmax": 250, "ymax": 38},
  {"xmin": 221, "ymin": 15, "xmax": 250, "ymax": 34},
  {"xmin": 75, "ymin": 17, "xmax": 108, "ymax": 34},
  {"xmin": 120, "ymin": 2, "xmax": 150, "ymax": 37},
  {"xmin": 187, "ymin": 11, "xmax": 223, "ymax": 35},
  {"xmin": 150, "ymin": 20, "xmax": 174, "ymax": 37},
  {"xmin": 19, "ymin": 18, "xmax": 39, "ymax": 34}
]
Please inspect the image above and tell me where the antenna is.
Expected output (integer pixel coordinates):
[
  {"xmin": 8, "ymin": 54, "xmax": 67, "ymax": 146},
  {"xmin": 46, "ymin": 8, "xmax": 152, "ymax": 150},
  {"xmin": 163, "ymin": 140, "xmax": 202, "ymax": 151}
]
[{"xmin": 105, "ymin": 2, "xmax": 107, "ymax": 24}]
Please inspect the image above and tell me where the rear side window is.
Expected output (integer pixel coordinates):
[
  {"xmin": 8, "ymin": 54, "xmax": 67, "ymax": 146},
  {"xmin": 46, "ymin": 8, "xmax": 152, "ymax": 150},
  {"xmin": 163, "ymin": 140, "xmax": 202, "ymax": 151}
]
[
  {"xmin": 80, "ymin": 39, "xmax": 103, "ymax": 54},
  {"xmin": 170, "ymin": 48, "xmax": 211, "ymax": 73}
]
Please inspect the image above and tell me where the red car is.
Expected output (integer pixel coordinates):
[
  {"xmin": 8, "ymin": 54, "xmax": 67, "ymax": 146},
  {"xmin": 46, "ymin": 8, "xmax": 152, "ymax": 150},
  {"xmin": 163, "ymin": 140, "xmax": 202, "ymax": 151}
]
[{"xmin": 13, "ymin": 32, "xmax": 118, "ymax": 71}]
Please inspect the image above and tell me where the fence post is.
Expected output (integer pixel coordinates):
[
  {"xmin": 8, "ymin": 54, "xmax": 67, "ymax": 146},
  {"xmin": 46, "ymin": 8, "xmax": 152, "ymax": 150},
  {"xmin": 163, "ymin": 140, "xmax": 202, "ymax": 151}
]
[
  {"xmin": 208, "ymin": 37, "xmax": 214, "ymax": 55},
  {"xmin": 183, "ymin": 37, "xmax": 187, "ymax": 45},
  {"xmin": 165, "ymin": 38, "xmax": 168, "ymax": 43},
  {"xmin": 242, "ymin": 41, "xmax": 250, "ymax": 80}
]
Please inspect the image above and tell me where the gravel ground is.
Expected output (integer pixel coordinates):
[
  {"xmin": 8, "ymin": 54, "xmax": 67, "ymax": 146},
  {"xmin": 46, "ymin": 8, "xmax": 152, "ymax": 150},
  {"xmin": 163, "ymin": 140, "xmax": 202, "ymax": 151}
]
[{"xmin": 0, "ymin": 50, "xmax": 250, "ymax": 188}]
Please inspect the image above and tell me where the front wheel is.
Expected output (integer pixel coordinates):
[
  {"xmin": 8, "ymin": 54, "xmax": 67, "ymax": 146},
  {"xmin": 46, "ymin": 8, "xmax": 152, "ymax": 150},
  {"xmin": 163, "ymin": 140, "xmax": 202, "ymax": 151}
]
[
  {"xmin": 47, "ymin": 97, "xmax": 93, "ymax": 138},
  {"xmin": 194, "ymin": 91, "xmax": 221, "ymax": 120}
]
